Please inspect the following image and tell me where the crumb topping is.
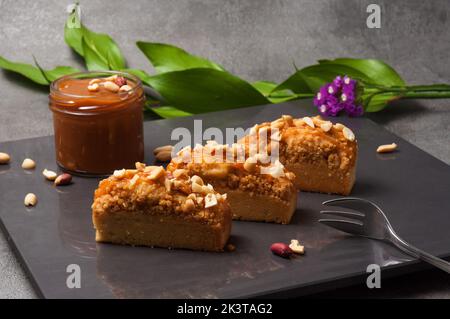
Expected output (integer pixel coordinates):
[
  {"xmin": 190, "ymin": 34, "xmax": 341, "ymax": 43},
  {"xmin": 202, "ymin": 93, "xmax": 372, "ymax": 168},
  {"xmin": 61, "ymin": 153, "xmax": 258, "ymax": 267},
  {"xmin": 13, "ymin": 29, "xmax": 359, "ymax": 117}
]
[
  {"xmin": 168, "ymin": 142, "xmax": 296, "ymax": 202},
  {"xmin": 239, "ymin": 115, "xmax": 357, "ymax": 172},
  {"xmin": 92, "ymin": 163, "xmax": 228, "ymax": 225}
]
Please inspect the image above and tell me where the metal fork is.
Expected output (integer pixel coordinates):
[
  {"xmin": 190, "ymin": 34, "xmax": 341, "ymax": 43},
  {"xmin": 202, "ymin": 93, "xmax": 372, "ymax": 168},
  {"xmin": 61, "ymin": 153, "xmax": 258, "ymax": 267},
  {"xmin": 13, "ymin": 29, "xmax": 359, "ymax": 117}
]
[{"xmin": 319, "ymin": 197, "xmax": 450, "ymax": 273}]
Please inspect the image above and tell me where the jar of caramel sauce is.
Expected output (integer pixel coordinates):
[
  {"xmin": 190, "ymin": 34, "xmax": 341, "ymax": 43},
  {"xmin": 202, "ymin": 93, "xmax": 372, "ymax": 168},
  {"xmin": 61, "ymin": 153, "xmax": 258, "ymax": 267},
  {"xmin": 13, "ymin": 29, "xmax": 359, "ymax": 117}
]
[{"xmin": 49, "ymin": 71, "xmax": 145, "ymax": 176}]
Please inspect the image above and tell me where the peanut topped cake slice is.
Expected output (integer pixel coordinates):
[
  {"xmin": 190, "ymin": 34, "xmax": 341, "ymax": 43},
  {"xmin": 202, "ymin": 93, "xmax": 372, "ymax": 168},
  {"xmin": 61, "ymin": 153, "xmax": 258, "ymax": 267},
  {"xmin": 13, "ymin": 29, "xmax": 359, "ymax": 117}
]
[
  {"xmin": 167, "ymin": 141, "xmax": 297, "ymax": 224},
  {"xmin": 92, "ymin": 163, "xmax": 231, "ymax": 252},
  {"xmin": 239, "ymin": 115, "xmax": 357, "ymax": 195}
]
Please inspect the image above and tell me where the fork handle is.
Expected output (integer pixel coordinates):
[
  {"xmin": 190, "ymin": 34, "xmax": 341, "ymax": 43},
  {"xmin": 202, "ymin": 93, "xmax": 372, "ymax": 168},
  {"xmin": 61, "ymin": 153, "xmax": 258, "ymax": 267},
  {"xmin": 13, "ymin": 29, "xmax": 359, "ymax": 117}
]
[{"xmin": 388, "ymin": 231, "xmax": 450, "ymax": 274}]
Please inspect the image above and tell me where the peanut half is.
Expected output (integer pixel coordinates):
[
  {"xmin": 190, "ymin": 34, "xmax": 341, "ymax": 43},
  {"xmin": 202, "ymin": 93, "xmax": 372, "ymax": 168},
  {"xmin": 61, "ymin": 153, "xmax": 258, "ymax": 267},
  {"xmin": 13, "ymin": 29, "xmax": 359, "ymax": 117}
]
[
  {"xmin": 87, "ymin": 83, "xmax": 99, "ymax": 92},
  {"xmin": 24, "ymin": 193, "xmax": 37, "ymax": 207},
  {"xmin": 377, "ymin": 143, "xmax": 397, "ymax": 153},
  {"xmin": 289, "ymin": 239, "xmax": 305, "ymax": 255},
  {"xmin": 302, "ymin": 117, "xmax": 315, "ymax": 128},
  {"xmin": 155, "ymin": 150, "xmax": 172, "ymax": 162},
  {"xmin": 42, "ymin": 169, "xmax": 57, "ymax": 181},
  {"xmin": 119, "ymin": 85, "xmax": 132, "ymax": 92},
  {"xmin": 320, "ymin": 121, "xmax": 332, "ymax": 132},
  {"xmin": 153, "ymin": 145, "xmax": 173, "ymax": 162},
  {"xmin": 342, "ymin": 127, "xmax": 355, "ymax": 142},
  {"xmin": 0, "ymin": 152, "xmax": 10, "ymax": 164},
  {"xmin": 22, "ymin": 158, "xmax": 36, "ymax": 169},
  {"xmin": 103, "ymin": 81, "xmax": 120, "ymax": 93}
]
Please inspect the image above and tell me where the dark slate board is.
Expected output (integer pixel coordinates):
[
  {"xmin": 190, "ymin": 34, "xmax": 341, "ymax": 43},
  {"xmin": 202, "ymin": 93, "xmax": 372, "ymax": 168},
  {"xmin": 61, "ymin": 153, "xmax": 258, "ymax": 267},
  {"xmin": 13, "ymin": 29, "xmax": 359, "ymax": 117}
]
[{"xmin": 0, "ymin": 101, "xmax": 449, "ymax": 298}]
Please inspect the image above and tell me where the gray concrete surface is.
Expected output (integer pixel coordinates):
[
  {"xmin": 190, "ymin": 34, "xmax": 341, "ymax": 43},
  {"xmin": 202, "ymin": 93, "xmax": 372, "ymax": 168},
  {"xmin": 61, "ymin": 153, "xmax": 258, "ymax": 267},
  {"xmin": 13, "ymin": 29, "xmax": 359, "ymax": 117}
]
[{"xmin": 0, "ymin": 0, "xmax": 449, "ymax": 298}]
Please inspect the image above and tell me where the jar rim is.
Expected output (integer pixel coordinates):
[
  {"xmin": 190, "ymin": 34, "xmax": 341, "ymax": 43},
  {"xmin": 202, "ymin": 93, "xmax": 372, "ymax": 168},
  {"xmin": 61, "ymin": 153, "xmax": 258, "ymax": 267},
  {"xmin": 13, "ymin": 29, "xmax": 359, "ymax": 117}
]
[{"xmin": 49, "ymin": 70, "xmax": 143, "ymax": 99}]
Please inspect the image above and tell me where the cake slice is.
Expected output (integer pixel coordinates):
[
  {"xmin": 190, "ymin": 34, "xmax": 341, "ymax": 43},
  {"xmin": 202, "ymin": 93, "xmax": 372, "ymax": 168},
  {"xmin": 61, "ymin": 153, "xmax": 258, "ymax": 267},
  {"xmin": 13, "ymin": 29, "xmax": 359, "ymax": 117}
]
[
  {"xmin": 167, "ymin": 141, "xmax": 297, "ymax": 224},
  {"xmin": 92, "ymin": 162, "xmax": 231, "ymax": 252},
  {"xmin": 239, "ymin": 115, "xmax": 358, "ymax": 195}
]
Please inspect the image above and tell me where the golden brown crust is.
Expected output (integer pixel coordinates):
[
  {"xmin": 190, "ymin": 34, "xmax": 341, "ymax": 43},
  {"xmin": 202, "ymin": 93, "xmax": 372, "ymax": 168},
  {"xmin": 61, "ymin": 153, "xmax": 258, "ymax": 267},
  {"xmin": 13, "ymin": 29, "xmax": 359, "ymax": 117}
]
[
  {"xmin": 240, "ymin": 115, "xmax": 357, "ymax": 173},
  {"xmin": 239, "ymin": 115, "xmax": 358, "ymax": 195},
  {"xmin": 167, "ymin": 143, "xmax": 296, "ymax": 204},
  {"xmin": 92, "ymin": 163, "xmax": 229, "ymax": 226}
]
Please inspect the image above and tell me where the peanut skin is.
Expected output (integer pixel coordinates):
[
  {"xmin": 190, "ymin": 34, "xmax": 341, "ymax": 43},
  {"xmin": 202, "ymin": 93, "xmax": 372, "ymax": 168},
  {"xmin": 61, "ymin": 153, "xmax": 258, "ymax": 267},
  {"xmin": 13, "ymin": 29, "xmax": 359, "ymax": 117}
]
[{"xmin": 270, "ymin": 242, "xmax": 293, "ymax": 258}]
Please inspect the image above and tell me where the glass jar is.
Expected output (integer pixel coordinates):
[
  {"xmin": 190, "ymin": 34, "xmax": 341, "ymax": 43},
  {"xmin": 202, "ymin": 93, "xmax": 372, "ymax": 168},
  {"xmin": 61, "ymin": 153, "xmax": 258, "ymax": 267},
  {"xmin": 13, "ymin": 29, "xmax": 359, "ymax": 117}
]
[{"xmin": 49, "ymin": 71, "xmax": 145, "ymax": 176}]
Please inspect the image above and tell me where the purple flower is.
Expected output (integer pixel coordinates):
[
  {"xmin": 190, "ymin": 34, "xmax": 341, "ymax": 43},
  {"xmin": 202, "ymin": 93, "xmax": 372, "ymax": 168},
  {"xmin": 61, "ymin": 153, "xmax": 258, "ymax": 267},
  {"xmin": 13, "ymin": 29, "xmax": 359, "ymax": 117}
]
[{"xmin": 313, "ymin": 75, "xmax": 364, "ymax": 117}]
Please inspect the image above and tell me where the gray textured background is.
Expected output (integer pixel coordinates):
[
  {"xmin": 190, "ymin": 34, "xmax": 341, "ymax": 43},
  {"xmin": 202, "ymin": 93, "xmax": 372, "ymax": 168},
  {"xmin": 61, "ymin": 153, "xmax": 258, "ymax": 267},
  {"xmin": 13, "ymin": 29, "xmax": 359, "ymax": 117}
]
[{"xmin": 0, "ymin": 0, "xmax": 449, "ymax": 298}]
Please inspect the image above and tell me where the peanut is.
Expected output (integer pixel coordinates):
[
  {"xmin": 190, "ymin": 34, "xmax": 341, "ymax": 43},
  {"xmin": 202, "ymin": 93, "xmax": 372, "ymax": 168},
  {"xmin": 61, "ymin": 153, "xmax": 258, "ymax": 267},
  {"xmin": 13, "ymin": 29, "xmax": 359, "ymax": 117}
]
[
  {"xmin": 302, "ymin": 117, "xmax": 315, "ymax": 128},
  {"xmin": 281, "ymin": 114, "xmax": 293, "ymax": 126},
  {"xmin": 320, "ymin": 121, "xmax": 332, "ymax": 132},
  {"xmin": 103, "ymin": 81, "xmax": 120, "ymax": 93},
  {"xmin": 289, "ymin": 239, "xmax": 305, "ymax": 255},
  {"xmin": 22, "ymin": 158, "xmax": 36, "ymax": 169},
  {"xmin": 172, "ymin": 169, "xmax": 188, "ymax": 178},
  {"xmin": 42, "ymin": 169, "xmax": 57, "ymax": 181},
  {"xmin": 128, "ymin": 174, "xmax": 140, "ymax": 187},
  {"xmin": 0, "ymin": 152, "xmax": 10, "ymax": 164},
  {"xmin": 191, "ymin": 182, "xmax": 204, "ymax": 193},
  {"xmin": 87, "ymin": 83, "xmax": 99, "ymax": 92},
  {"xmin": 113, "ymin": 169, "xmax": 126, "ymax": 178},
  {"xmin": 377, "ymin": 143, "xmax": 397, "ymax": 153},
  {"xmin": 153, "ymin": 145, "xmax": 173, "ymax": 155},
  {"xmin": 104, "ymin": 75, "xmax": 118, "ymax": 82},
  {"xmin": 148, "ymin": 166, "xmax": 165, "ymax": 180},
  {"xmin": 119, "ymin": 84, "xmax": 132, "ymax": 92},
  {"xmin": 114, "ymin": 76, "xmax": 127, "ymax": 87},
  {"xmin": 155, "ymin": 150, "xmax": 172, "ymax": 162},
  {"xmin": 342, "ymin": 127, "xmax": 355, "ymax": 142},
  {"xmin": 24, "ymin": 193, "xmax": 37, "ymax": 207},
  {"xmin": 190, "ymin": 175, "xmax": 204, "ymax": 186},
  {"xmin": 88, "ymin": 78, "xmax": 101, "ymax": 85},
  {"xmin": 270, "ymin": 242, "xmax": 293, "ymax": 258},
  {"xmin": 204, "ymin": 193, "xmax": 218, "ymax": 208},
  {"xmin": 164, "ymin": 178, "xmax": 172, "ymax": 192},
  {"xmin": 54, "ymin": 173, "xmax": 72, "ymax": 186},
  {"xmin": 182, "ymin": 198, "xmax": 196, "ymax": 212},
  {"xmin": 243, "ymin": 157, "xmax": 256, "ymax": 172}
]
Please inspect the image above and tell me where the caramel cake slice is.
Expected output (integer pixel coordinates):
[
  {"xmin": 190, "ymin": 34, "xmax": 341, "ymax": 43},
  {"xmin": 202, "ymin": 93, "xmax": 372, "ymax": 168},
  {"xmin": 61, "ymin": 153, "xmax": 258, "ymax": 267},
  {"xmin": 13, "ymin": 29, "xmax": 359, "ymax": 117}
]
[
  {"xmin": 167, "ymin": 142, "xmax": 297, "ymax": 224},
  {"xmin": 239, "ymin": 115, "xmax": 357, "ymax": 195},
  {"xmin": 92, "ymin": 163, "xmax": 231, "ymax": 252}
]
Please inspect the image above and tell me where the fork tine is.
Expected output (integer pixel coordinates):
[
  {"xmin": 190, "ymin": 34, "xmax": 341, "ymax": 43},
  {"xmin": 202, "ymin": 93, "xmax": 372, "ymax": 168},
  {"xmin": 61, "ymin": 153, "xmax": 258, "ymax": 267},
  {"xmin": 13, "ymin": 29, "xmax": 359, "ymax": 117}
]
[
  {"xmin": 318, "ymin": 218, "xmax": 364, "ymax": 236},
  {"xmin": 320, "ymin": 210, "xmax": 365, "ymax": 220},
  {"xmin": 322, "ymin": 197, "xmax": 382, "ymax": 214}
]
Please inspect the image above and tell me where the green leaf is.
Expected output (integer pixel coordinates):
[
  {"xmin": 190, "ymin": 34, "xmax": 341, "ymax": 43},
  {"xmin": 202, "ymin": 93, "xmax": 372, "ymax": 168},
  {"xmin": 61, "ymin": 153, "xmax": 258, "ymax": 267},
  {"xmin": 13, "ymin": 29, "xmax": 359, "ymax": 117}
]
[
  {"xmin": 82, "ymin": 37, "xmax": 109, "ymax": 70},
  {"xmin": 65, "ymin": 3, "xmax": 126, "ymax": 70},
  {"xmin": 251, "ymin": 80, "xmax": 311, "ymax": 103},
  {"xmin": 148, "ymin": 106, "xmax": 193, "ymax": 118},
  {"xmin": 0, "ymin": 55, "xmax": 79, "ymax": 85},
  {"xmin": 144, "ymin": 68, "xmax": 270, "ymax": 113},
  {"xmin": 268, "ymin": 93, "xmax": 312, "ymax": 104},
  {"xmin": 364, "ymin": 92, "xmax": 400, "ymax": 112},
  {"xmin": 0, "ymin": 55, "xmax": 48, "ymax": 85},
  {"xmin": 252, "ymin": 81, "xmax": 278, "ymax": 96},
  {"xmin": 319, "ymin": 58, "xmax": 405, "ymax": 86},
  {"xmin": 301, "ymin": 63, "xmax": 373, "ymax": 85},
  {"xmin": 271, "ymin": 71, "xmax": 314, "ymax": 94},
  {"xmin": 136, "ymin": 42, "xmax": 224, "ymax": 73},
  {"xmin": 42, "ymin": 66, "xmax": 80, "ymax": 81},
  {"xmin": 122, "ymin": 68, "xmax": 152, "ymax": 85}
]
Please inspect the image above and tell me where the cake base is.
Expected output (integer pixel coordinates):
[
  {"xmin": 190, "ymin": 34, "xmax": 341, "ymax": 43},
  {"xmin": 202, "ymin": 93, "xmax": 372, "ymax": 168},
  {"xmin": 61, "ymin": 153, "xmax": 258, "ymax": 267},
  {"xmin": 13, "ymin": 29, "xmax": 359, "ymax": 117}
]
[
  {"xmin": 285, "ymin": 162, "xmax": 356, "ymax": 195},
  {"xmin": 94, "ymin": 211, "xmax": 231, "ymax": 252},
  {"xmin": 217, "ymin": 189, "xmax": 297, "ymax": 224}
]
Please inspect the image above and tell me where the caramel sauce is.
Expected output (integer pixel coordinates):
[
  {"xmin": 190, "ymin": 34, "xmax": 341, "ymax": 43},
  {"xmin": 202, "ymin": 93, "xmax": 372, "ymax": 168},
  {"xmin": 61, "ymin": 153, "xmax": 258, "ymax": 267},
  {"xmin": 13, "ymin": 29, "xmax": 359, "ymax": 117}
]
[{"xmin": 49, "ymin": 73, "xmax": 145, "ymax": 176}]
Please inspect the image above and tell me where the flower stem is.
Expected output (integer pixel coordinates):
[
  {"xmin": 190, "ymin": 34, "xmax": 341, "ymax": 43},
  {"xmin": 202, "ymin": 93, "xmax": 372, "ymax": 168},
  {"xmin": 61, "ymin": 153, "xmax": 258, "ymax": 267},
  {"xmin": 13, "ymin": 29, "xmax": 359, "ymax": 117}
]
[
  {"xmin": 401, "ymin": 91, "xmax": 450, "ymax": 99},
  {"xmin": 371, "ymin": 84, "xmax": 450, "ymax": 99}
]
